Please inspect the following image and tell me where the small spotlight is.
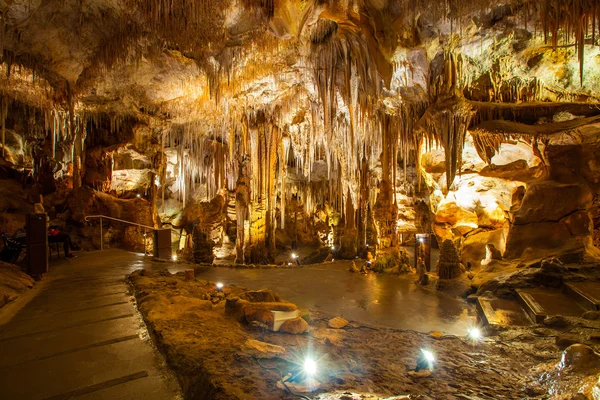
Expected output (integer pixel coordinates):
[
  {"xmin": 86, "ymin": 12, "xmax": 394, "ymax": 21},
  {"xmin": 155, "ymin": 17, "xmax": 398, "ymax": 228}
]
[
  {"xmin": 291, "ymin": 253, "xmax": 297, "ymax": 259},
  {"xmin": 331, "ymin": 246, "xmax": 335, "ymax": 250},
  {"xmin": 172, "ymin": 255, "xmax": 178, "ymax": 261},
  {"xmin": 422, "ymin": 350, "xmax": 434, "ymax": 363},
  {"xmin": 416, "ymin": 349, "xmax": 435, "ymax": 372},
  {"xmin": 468, "ymin": 327, "xmax": 481, "ymax": 340},
  {"xmin": 303, "ymin": 358, "xmax": 317, "ymax": 376},
  {"xmin": 136, "ymin": 193, "xmax": 141, "ymax": 198},
  {"xmin": 216, "ymin": 282, "xmax": 224, "ymax": 290}
]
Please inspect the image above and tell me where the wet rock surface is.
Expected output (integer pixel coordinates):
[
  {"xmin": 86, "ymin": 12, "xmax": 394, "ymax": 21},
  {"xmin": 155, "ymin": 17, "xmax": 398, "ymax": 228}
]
[
  {"xmin": 129, "ymin": 268, "xmax": 600, "ymax": 400},
  {"xmin": 328, "ymin": 317, "xmax": 349, "ymax": 330}
]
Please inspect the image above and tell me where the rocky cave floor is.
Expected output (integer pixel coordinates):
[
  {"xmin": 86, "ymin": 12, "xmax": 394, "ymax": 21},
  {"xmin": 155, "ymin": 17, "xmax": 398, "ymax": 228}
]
[{"xmin": 129, "ymin": 266, "xmax": 600, "ymax": 400}]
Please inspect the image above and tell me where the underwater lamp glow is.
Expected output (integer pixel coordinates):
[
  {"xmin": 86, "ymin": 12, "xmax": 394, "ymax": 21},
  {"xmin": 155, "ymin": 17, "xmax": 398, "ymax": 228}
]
[
  {"xmin": 468, "ymin": 327, "xmax": 481, "ymax": 340},
  {"xmin": 303, "ymin": 358, "xmax": 317, "ymax": 376}
]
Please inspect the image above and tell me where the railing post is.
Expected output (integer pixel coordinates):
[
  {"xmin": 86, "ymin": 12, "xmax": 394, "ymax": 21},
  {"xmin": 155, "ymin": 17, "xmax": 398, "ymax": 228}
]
[{"xmin": 100, "ymin": 217, "xmax": 103, "ymax": 251}]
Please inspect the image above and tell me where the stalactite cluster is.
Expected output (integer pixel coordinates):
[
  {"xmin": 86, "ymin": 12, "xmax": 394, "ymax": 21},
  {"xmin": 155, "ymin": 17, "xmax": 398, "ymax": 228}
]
[{"xmin": 0, "ymin": 0, "xmax": 599, "ymax": 261}]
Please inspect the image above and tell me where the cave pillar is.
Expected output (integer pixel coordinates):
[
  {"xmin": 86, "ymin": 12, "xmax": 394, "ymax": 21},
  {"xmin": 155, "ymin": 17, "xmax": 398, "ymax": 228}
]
[
  {"xmin": 373, "ymin": 117, "xmax": 398, "ymax": 250},
  {"xmin": 356, "ymin": 155, "xmax": 369, "ymax": 255},
  {"xmin": 265, "ymin": 124, "xmax": 280, "ymax": 255},
  {"xmin": 339, "ymin": 188, "xmax": 357, "ymax": 258},
  {"xmin": 235, "ymin": 156, "xmax": 250, "ymax": 264}
]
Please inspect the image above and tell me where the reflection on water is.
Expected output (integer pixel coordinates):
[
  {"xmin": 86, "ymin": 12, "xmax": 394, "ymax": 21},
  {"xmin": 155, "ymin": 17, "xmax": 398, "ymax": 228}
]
[{"xmin": 195, "ymin": 261, "xmax": 476, "ymax": 335}]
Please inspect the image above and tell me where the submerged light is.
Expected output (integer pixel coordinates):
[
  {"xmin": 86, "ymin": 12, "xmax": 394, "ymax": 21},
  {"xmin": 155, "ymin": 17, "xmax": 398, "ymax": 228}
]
[
  {"xmin": 468, "ymin": 327, "xmax": 481, "ymax": 341},
  {"xmin": 303, "ymin": 358, "xmax": 317, "ymax": 376},
  {"xmin": 415, "ymin": 349, "xmax": 435, "ymax": 372}
]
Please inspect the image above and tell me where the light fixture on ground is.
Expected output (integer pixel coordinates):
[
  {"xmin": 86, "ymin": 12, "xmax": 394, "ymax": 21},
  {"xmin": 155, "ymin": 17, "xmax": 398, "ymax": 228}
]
[
  {"xmin": 467, "ymin": 327, "xmax": 481, "ymax": 341},
  {"xmin": 216, "ymin": 282, "xmax": 224, "ymax": 291},
  {"xmin": 172, "ymin": 254, "xmax": 178, "ymax": 261},
  {"xmin": 136, "ymin": 193, "xmax": 141, "ymax": 198},
  {"xmin": 291, "ymin": 253, "xmax": 297, "ymax": 259},
  {"xmin": 415, "ymin": 349, "xmax": 435, "ymax": 371},
  {"xmin": 303, "ymin": 357, "xmax": 317, "ymax": 376}
]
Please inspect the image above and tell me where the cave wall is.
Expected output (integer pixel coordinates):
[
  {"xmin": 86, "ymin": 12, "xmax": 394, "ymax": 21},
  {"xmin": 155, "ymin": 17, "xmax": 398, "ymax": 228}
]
[
  {"xmin": 503, "ymin": 124, "xmax": 600, "ymax": 261},
  {"xmin": 1, "ymin": 1, "xmax": 600, "ymax": 263}
]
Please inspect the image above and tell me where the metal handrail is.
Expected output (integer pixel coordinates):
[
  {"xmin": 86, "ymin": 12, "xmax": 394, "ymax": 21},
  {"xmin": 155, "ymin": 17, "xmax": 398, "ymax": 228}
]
[
  {"xmin": 84, "ymin": 215, "xmax": 183, "ymax": 251},
  {"xmin": 84, "ymin": 215, "xmax": 155, "ymax": 230},
  {"xmin": 85, "ymin": 215, "xmax": 156, "ymax": 251}
]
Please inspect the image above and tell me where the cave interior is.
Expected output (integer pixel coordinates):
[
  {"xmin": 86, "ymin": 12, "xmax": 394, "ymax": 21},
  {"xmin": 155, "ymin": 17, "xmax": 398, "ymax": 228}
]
[{"xmin": 1, "ymin": 0, "xmax": 600, "ymax": 399}]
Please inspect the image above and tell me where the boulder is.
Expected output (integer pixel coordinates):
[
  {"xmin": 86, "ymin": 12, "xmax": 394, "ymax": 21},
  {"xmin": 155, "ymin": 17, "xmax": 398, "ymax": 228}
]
[
  {"xmin": 583, "ymin": 311, "xmax": 600, "ymax": 321},
  {"xmin": 504, "ymin": 221, "xmax": 576, "ymax": 259},
  {"xmin": 240, "ymin": 289, "xmax": 281, "ymax": 303},
  {"xmin": 559, "ymin": 344, "xmax": 600, "ymax": 372},
  {"xmin": 512, "ymin": 182, "xmax": 592, "ymax": 225},
  {"xmin": 225, "ymin": 297, "xmax": 250, "ymax": 321},
  {"xmin": 243, "ymin": 302, "xmax": 298, "ymax": 328},
  {"xmin": 543, "ymin": 315, "xmax": 571, "ymax": 328},
  {"xmin": 555, "ymin": 334, "xmax": 583, "ymax": 349},
  {"xmin": 504, "ymin": 180, "xmax": 595, "ymax": 260},
  {"xmin": 348, "ymin": 261, "xmax": 359, "ymax": 273},
  {"xmin": 328, "ymin": 317, "xmax": 349, "ymax": 329},
  {"xmin": 279, "ymin": 317, "xmax": 309, "ymax": 334}
]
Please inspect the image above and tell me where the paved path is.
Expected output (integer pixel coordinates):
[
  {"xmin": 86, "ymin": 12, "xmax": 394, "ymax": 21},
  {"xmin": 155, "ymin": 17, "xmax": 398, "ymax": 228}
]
[{"xmin": 0, "ymin": 250, "xmax": 183, "ymax": 400}]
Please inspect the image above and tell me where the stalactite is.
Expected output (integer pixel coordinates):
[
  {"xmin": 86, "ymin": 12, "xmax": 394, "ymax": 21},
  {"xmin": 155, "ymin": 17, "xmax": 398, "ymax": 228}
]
[{"xmin": 536, "ymin": 0, "xmax": 599, "ymax": 86}]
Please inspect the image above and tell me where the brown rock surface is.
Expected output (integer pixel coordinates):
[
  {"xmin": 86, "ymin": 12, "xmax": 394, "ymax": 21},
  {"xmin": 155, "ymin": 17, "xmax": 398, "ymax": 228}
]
[
  {"xmin": 278, "ymin": 317, "xmax": 309, "ymax": 334},
  {"xmin": 511, "ymin": 182, "xmax": 592, "ymax": 225},
  {"xmin": 0, "ymin": 262, "xmax": 35, "ymax": 308},
  {"xmin": 243, "ymin": 302, "xmax": 298, "ymax": 329},
  {"xmin": 559, "ymin": 344, "xmax": 600, "ymax": 372},
  {"xmin": 328, "ymin": 317, "xmax": 349, "ymax": 329},
  {"xmin": 128, "ymin": 267, "xmax": 599, "ymax": 400},
  {"xmin": 240, "ymin": 289, "xmax": 281, "ymax": 303}
]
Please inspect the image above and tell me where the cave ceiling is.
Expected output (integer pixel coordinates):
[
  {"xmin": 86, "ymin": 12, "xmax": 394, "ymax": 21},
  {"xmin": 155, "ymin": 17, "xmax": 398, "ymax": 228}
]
[{"xmin": 1, "ymin": 0, "xmax": 600, "ymax": 189}]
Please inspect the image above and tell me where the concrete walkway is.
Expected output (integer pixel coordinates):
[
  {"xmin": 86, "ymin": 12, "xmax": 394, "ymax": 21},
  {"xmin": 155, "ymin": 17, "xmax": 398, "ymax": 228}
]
[{"xmin": 0, "ymin": 250, "xmax": 183, "ymax": 400}]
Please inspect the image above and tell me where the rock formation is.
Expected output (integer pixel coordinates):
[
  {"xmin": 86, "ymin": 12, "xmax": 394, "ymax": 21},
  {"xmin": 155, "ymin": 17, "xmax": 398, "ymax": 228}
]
[{"xmin": 0, "ymin": 0, "xmax": 599, "ymax": 265}]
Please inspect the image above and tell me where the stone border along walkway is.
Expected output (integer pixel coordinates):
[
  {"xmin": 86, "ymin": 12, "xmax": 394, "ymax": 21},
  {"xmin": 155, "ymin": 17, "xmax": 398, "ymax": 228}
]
[{"xmin": 0, "ymin": 249, "xmax": 183, "ymax": 400}]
